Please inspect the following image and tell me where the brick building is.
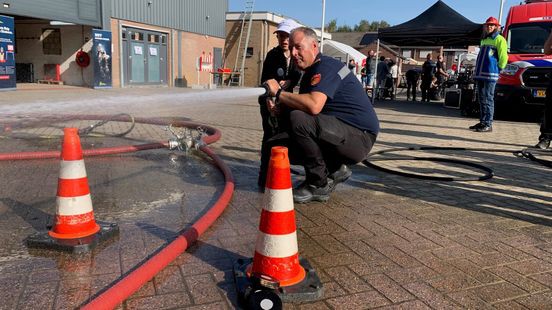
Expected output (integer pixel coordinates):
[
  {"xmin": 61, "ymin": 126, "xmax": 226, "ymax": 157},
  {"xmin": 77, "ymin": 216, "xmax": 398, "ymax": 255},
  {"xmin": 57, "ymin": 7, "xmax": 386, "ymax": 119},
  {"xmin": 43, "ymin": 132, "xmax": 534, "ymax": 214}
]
[{"xmin": 0, "ymin": 0, "xmax": 227, "ymax": 88}]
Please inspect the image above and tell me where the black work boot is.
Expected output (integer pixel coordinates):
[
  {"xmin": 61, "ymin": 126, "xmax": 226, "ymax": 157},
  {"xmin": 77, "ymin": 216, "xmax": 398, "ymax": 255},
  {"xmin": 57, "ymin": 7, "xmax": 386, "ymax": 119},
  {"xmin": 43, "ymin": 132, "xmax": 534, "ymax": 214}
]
[
  {"xmin": 475, "ymin": 125, "xmax": 492, "ymax": 132},
  {"xmin": 469, "ymin": 123, "xmax": 483, "ymax": 130},
  {"xmin": 293, "ymin": 180, "xmax": 335, "ymax": 204},
  {"xmin": 329, "ymin": 164, "xmax": 352, "ymax": 185},
  {"xmin": 535, "ymin": 138, "xmax": 551, "ymax": 149}
]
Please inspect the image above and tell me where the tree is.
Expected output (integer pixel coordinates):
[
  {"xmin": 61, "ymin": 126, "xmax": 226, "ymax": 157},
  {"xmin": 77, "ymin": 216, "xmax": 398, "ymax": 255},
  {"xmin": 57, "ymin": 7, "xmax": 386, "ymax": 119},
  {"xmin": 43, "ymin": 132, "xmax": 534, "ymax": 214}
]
[
  {"xmin": 327, "ymin": 19, "xmax": 390, "ymax": 33},
  {"xmin": 354, "ymin": 19, "xmax": 370, "ymax": 32},
  {"xmin": 368, "ymin": 21, "xmax": 390, "ymax": 31},
  {"xmin": 337, "ymin": 25, "xmax": 353, "ymax": 32},
  {"xmin": 325, "ymin": 19, "xmax": 337, "ymax": 33}
]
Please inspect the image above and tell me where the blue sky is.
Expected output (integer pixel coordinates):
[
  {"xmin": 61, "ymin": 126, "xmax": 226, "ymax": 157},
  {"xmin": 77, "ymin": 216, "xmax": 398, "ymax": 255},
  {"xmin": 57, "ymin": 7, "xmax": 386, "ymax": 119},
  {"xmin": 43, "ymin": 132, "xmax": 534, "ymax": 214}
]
[{"xmin": 228, "ymin": 0, "xmax": 520, "ymax": 28}]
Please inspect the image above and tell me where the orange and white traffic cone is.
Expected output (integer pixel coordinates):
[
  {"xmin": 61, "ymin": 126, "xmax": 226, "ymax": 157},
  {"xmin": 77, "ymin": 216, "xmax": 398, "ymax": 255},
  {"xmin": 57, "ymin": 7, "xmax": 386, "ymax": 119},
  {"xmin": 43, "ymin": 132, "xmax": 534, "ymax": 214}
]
[
  {"xmin": 233, "ymin": 147, "xmax": 323, "ymax": 306},
  {"xmin": 49, "ymin": 128, "xmax": 100, "ymax": 239},
  {"xmin": 27, "ymin": 128, "xmax": 118, "ymax": 253}
]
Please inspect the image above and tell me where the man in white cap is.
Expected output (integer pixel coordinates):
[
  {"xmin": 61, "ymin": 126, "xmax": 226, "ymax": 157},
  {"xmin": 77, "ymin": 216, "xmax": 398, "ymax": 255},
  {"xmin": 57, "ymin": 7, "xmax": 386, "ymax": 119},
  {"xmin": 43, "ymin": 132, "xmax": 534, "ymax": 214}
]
[{"xmin": 258, "ymin": 19, "xmax": 303, "ymax": 190}]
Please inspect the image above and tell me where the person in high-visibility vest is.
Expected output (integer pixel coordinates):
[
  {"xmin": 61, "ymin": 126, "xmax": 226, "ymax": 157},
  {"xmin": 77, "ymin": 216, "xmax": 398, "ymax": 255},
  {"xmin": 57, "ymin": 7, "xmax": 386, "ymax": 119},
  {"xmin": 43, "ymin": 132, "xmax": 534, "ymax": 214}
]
[{"xmin": 470, "ymin": 16, "xmax": 508, "ymax": 133}]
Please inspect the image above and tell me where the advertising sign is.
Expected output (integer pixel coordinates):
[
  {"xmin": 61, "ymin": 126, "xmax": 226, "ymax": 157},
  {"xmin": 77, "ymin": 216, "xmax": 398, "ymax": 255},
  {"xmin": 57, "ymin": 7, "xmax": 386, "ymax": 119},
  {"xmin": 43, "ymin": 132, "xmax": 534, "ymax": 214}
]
[
  {"xmin": 93, "ymin": 29, "xmax": 112, "ymax": 88},
  {"xmin": 0, "ymin": 15, "xmax": 16, "ymax": 90}
]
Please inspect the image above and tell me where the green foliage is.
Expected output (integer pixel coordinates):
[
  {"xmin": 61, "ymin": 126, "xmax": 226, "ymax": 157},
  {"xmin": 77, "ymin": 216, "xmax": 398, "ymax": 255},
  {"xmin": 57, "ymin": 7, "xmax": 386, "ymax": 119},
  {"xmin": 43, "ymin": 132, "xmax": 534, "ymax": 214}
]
[{"xmin": 326, "ymin": 19, "xmax": 390, "ymax": 33}]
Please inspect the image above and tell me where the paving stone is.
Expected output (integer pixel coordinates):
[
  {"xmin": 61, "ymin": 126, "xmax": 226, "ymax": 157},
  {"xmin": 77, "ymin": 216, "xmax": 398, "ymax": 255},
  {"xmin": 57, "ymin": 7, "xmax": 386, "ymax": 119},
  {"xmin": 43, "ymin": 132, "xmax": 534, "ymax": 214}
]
[
  {"xmin": 184, "ymin": 273, "xmax": 223, "ymax": 305},
  {"xmin": 326, "ymin": 290, "xmax": 390, "ymax": 309},
  {"xmin": 125, "ymin": 292, "xmax": 192, "ymax": 309},
  {"xmin": 325, "ymin": 266, "xmax": 373, "ymax": 294},
  {"xmin": 426, "ymin": 272, "xmax": 481, "ymax": 293},
  {"xmin": 364, "ymin": 273, "xmax": 414, "ymax": 303},
  {"xmin": 507, "ymin": 259, "xmax": 552, "ymax": 276},
  {"xmin": 487, "ymin": 266, "xmax": 548, "ymax": 294},
  {"xmin": 447, "ymin": 290, "xmax": 495, "ymax": 310},
  {"xmin": 514, "ymin": 292, "xmax": 552, "ymax": 309},
  {"xmin": 403, "ymin": 282, "xmax": 460, "ymax": 309},
  {"xmin": 468, "ymin": 282, "xmax": 527, "ymax": 303},
  {"xmin": 376, "ymin": 300, "xmax": 432, "ymax": 310}
]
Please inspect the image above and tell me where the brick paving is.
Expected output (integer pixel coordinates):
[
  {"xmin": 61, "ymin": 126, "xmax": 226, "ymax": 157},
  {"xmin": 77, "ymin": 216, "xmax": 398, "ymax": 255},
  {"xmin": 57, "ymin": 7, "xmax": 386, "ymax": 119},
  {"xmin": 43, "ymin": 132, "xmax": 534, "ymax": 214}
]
[{"xmin": 0, "ymin": 87, "xmax": 551, "ymax": 309}]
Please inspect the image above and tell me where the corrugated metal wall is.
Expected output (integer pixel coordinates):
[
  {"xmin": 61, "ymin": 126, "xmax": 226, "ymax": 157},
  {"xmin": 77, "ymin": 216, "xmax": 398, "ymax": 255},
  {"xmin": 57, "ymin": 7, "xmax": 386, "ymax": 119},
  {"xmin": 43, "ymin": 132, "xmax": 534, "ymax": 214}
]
[
  {"xmin": 0, "ymin": 0, "xmax": 101, "ymax": 26},
  {"xmin": 111, "ymin": 0, "xmax": 227, "ymax": 38}
]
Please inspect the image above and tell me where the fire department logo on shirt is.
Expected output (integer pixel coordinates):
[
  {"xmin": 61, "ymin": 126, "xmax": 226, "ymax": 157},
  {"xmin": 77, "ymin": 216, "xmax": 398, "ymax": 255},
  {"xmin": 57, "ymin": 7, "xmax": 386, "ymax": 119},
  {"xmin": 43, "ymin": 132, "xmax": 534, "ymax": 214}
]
[{"xmin": 311, "ymin": 73, "xmax": 321, "ymax": 86}]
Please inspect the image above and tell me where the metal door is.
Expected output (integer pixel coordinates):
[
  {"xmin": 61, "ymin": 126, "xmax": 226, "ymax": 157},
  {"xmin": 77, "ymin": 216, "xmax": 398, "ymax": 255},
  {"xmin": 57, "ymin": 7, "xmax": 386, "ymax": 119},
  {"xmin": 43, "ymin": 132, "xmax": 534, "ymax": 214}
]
[{"xmin": 122, "ymin": 28, "xmax": 167, "ymax": 86}]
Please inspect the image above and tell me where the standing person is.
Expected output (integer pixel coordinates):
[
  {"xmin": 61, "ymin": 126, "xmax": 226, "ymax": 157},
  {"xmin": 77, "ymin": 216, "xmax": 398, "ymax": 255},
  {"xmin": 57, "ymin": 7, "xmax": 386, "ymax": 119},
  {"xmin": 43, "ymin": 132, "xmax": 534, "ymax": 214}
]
[
  {"xmin": 348, "ymin": 59, "xmax": 356, "ymax": 73},
  {"xmin": 365, "ymin": 50, "xmax": 376, "ymax": 88},
  {"xmin": 360, "ymin": 65, "xmax": 367, "ymax": 87},
  {"xmin": 470, "ymin": 16, "xmax": 508, "ymax": 132},
  {"xmin": 257, "ymin": 19, "xmax": 302, "ymax": 189},
  {"xmin": 405, "ymin": 68, "xmax": 420, "ymax": 101},
  {"xmin": 389, "ymin": 60, "xmax": 398, "ymax": 99},
  {"xmin": 435, "ymin": 55, "xmax": 449, "ymax": 86},
  {"xmin": 421, "ymin": 53, "xmax": 436, "ymax": 102},
  {"xmin": 263, "ymin": 27, "xmax": 379, "ymax": 203},
  {"xmin": 534, "ymin": 31, "xmax": 552, "ymax": 148},
  {"xmin": 376, "ymin": 56, "xmax": 389, "ymax": 99}
]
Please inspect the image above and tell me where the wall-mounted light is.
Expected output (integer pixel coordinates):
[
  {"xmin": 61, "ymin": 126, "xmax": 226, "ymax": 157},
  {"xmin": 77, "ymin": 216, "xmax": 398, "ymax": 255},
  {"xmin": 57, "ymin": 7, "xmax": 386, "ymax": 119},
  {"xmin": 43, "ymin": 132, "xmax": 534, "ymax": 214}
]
[
  {"xmin": 147, "ymin": 0, "xmax": 152, "ymax": 6},
  {"xmin": 3, "ymin": 3, "xmax": 10, "ymax": 8},
  {"xmin": 205, "ymin": 15, "xmax": 210, "ymax": 20}
]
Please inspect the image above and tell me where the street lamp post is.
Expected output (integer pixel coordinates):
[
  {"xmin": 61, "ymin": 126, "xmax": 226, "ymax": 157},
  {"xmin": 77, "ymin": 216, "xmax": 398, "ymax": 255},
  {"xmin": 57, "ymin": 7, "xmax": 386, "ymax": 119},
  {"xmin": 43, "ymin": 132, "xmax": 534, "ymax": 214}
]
[
  {"xmin": 498, "ymin": 0, "xmax": 505, "ymax": 25},
  {"xmin": 321, "ymin": 0, "xmax": 325, "ymax": 52}
]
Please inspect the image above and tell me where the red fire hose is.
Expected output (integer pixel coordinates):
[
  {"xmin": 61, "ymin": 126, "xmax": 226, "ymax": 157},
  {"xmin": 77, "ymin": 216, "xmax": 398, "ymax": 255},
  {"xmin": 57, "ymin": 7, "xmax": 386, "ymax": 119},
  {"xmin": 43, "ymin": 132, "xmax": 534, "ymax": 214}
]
[{"xmin": 0, "ymin": 115, "xmax": 234, "ymax": 309}]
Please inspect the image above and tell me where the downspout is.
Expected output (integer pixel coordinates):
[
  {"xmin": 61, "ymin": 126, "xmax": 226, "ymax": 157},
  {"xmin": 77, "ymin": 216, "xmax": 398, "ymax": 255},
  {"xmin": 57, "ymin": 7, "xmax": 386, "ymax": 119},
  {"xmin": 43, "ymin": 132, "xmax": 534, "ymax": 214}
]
[
  {"xmin": 118, "ymin": 20, "xmax": 124, "ymax": 88},
  {"xmin": 258, "ymin": 20, "xmax": 267, "ymax": 85}
]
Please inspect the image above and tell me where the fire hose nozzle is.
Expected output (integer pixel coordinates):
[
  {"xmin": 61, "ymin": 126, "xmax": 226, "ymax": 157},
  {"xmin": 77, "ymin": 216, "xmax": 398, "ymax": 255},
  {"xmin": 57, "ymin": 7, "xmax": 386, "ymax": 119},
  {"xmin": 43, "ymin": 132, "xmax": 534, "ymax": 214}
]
[{"xmin": 261, "ymin": 83, "xmax": 271, "ymax": 97}]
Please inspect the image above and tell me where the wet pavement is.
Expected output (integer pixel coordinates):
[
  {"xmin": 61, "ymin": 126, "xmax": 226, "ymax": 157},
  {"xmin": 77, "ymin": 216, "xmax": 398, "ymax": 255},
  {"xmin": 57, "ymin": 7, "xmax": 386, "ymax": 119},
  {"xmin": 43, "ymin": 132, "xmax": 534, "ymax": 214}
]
[{"xmin": 0, "ymin": 86, "xmax": 551, "ymax": 309}]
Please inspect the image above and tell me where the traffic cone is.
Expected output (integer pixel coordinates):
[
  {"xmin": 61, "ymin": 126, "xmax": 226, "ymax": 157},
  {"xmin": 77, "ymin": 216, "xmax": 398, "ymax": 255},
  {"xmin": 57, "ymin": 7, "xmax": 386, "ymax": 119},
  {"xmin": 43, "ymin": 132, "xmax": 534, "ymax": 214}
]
[
  {"xmin": 49, "ymin": 127, "xmax": 100, "ymax": 239},
  {"xmin": 233, "ymin": 147, "xmax": 323, "ymax": 306},
  {"xmin": 26, "ymin": 128, "xmax": 118, "ymax": 253},
  {"xmin": 250, "ymin": 146, "xmax": 305, "ymax": 286}
]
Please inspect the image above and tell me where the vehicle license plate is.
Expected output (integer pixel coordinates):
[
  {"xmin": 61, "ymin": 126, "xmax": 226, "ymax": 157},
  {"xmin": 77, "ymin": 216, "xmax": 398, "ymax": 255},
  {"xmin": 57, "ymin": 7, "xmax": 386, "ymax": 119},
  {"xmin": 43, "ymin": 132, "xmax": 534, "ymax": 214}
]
[{"xmin": 534, "ymin": 89, "xmax": 546, "ymax": 98}]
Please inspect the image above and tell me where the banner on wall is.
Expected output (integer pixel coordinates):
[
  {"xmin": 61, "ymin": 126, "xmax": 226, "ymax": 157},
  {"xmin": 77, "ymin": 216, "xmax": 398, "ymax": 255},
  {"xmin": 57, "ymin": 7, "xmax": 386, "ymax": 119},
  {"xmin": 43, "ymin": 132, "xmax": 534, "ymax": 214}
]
[
  {"xmin": 93, "ymin": 29, "xmax": 112, "ymax": 89},
  {"xmin": 0, "ymin": 15, "xmax": 16, "ymax": 91}
]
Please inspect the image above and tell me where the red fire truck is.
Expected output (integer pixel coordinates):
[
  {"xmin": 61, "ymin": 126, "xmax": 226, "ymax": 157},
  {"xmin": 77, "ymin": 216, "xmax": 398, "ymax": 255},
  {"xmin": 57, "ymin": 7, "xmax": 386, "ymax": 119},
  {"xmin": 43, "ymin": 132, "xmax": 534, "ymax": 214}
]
[{"xmin": 495, "ymin": 0, "xmax": 552, "ymax": 111}]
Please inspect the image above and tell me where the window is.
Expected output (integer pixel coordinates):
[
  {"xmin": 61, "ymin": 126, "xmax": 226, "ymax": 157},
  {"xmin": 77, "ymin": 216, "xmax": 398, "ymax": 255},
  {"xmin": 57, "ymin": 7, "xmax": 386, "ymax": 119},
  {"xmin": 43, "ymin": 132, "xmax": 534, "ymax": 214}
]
[
  {"xmin": 401, "ymin": 50, "xmax": 412, "ymax": 58},
  {"xmin": 42, "ymin": 28, "xmax": 61, "ymax": 55},
  {"xmin": 149, "ymin": 34, "xmax": 160, "ymax": 43},
  {"xmin": 246, "ymin": 47, "xmax": 254, "ymax": 58},
  {"xmin": 419, "ymin": 50, "xmax": 433, "ymax": 59},
  {"xmin": 132, "ymin": 32, "xmax": 144, "ymax": 41}
]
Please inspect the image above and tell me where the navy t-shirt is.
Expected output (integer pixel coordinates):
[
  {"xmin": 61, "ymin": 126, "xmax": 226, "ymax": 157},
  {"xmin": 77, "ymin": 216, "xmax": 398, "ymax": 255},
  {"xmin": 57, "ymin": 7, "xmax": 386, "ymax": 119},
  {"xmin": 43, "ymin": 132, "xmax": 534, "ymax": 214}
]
[{"xmin": 299, "ymin": 54, "xmax": 379, "ymax": 135}]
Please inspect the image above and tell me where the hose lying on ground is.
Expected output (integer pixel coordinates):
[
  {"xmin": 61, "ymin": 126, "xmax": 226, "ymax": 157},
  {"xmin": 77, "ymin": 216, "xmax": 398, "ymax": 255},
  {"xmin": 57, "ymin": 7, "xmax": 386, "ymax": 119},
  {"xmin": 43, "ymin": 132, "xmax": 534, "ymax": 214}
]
[
  {"xmin": 363, "ymin": 146, "xmax": 552, "ymax": 181},
  {"xmin": 0, "ymin": 115, "xmax": 233, "ymax": 310}
]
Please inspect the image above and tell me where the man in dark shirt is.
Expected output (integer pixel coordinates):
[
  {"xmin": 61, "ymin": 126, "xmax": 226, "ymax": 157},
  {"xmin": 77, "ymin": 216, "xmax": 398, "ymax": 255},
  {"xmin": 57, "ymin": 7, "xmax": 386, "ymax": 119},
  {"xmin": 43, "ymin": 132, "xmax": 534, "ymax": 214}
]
[
  {"xmin": 264, "ymin": 27, "xmax": 379, "ymax": 203},
  {"xmin": 257, "ymin": 19, "xmax": 302, "ymax": 189},
  {"xmin": 364, "ymin": 50, "xmax": 376, "ymax": 88},
  {"xmin": 405, "ymin": 69, "xmax": 420, "ymax": 101},
  {"xmin": 421, "ymin": 53, "xmax": 436, "ymax": 102}
]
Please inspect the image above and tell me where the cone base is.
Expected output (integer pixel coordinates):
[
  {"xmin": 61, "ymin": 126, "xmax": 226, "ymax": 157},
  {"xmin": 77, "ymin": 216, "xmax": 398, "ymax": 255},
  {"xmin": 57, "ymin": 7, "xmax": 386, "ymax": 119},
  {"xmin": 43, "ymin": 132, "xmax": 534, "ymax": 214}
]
[
  {"xmin": 48, "ymin": 223, "xmax": 101, "ymax": 240},
  {"xmin": 246, "ymin": 262, "xmax": 306, "ymax": 287},
  {"xmin": 233, "ymin": 257, "xmax": 323, "ymax": 305},
  {"xmin": 27, "ymin": 221, "xmax": 119, "ymax": 254}
]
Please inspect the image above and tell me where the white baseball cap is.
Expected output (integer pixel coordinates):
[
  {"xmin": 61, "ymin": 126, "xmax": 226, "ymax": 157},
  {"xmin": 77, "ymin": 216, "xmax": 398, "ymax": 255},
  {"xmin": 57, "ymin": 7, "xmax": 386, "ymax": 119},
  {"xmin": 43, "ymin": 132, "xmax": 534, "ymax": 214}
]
[{"xmin": 275, "ymin": 19, "xmax": 301, "ymax": 34}]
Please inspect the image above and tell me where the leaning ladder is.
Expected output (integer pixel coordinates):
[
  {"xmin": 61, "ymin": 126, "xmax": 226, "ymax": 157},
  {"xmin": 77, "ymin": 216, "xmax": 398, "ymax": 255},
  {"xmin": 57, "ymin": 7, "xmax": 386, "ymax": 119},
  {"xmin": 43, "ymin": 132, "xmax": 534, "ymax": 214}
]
[{"xmin": 231, "ymin": 0, "xmax": 255, "ymax": 86}]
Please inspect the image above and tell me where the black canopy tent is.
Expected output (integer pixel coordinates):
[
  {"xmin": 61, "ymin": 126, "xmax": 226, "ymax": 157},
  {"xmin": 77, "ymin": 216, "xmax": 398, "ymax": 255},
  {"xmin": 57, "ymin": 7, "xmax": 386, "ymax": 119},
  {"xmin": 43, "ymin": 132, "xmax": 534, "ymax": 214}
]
[{"xmin": 378, "ymin": 0, "xmax": 482, "ymax": 47}]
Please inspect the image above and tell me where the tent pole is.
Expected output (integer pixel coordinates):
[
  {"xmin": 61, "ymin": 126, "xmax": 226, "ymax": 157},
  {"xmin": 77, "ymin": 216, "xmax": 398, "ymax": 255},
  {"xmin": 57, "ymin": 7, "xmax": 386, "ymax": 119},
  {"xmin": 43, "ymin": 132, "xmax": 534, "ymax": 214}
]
[{"xmin": 374, "ymin": 39, "xmax": 380, "ymax": 102}]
